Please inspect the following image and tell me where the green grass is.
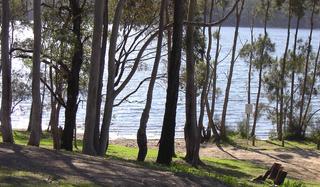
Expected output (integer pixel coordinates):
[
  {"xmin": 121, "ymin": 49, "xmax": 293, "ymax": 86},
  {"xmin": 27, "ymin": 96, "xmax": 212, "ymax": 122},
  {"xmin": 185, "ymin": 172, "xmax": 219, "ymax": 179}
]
[{"xmin": 1, "ymin": 131, "xmax": 319, "ymax": 187}]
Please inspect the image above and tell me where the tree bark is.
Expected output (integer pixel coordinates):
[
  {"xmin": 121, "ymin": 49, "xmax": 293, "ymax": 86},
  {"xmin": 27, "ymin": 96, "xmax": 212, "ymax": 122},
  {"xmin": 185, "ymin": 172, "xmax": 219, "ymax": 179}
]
[
  {"xmin": 83, "ymin": 0, "xmax": 105, "ymax": 155},
  {"xmin": 94, "ymin": 0, "xmax": 109, "ymax": 153},
  {"xmin": 279, "ymin": 0, "xmax": 292, "ymax": 143},
  {"xmin": 251, "ymin": 0, "xmax": 270, "ymax": 144},
  {"xmin": 99, "ymin": 0, "xmax": 126, "ymax": 156},
  {"xmin": 137, "ymin": 0, "xmax": 166, "ymax": 162},
  {"xmin": 61, "ymin": 0, "xmax": 84, "ymax": 151},
  {"xmin": 1, "ymin": 0, "xmax": 14, "ymax": 143},
  {"xmin": 298, "ymin": 0, "xmax": 316, "ymax": 135},
  {"xmin": 184, "ymin": 0, "xmax": 200, "ymax": 166},
  {"xmin": 28, "ymin": 0, "xmax": 42, "ymax": 146},
  {"xmin": 288, "ymin": 18, "xmax": 300, "ymax": 134},
  {"xmin": 156, "ymin": 0, "xmax": 185, "ymax": 165},
  {"xmin": 220, "ymin": 0, "xmax": 245, "ymax": 140}
]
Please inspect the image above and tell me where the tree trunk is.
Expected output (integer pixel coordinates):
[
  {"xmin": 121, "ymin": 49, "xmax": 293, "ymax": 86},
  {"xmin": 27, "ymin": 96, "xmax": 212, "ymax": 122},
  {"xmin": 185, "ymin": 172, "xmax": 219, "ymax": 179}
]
[
  {"xmin": 289, "ymin": 18, "xmax": 300, "ymax": 135},
  {"xmin": 28, "ymin": 0, "xmax": 42, "ymax": 146},
  {"xmin": 220, "ymin": 0, "xmax": 245, "ymax": 140},
  {"xmin": 61, "ymin": 0, "xmax": 84, "ymax": 151},
  {"xmin": 302, "ymin": 41, "xmax": 320, "ymax": 133},
  {"xmin": 299, "ymin": 0, "xmax": 316, "ymax": 134},
  {"xmin": 137, "ymin": 0, "xmax": 166, "ymax": 162},
  {"xmin": 94, "ymin": 0, "xmax": 109, "ymax": 153},
  {"xmin": 156, "ymin": 0, "xmax": 185, "ymax": 165},
  {"xmin": 251, "ymin": 0, "xmax": 270, "ymax": 144},
  {"xmin": 1, "ymin": 0, "xmax": 14, "ymax": 143},
  {"xmin": 83, "ymin": 0, "xmax": 105, "ymax": 155},
  {"xmin": 279, "ymin": 0, "xmax": 292, "ymax": 144},
  {"xmin": 184, "ymin": 0, "xmax": 200, "ymax": 166},
  {"xmin": 98, "ymin": 0, "xmax": 126, "ymax": 156}
]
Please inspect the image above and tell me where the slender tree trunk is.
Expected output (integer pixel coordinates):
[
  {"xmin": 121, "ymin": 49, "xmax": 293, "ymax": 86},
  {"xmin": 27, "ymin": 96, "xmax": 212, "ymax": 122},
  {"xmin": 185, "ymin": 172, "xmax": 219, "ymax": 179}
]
[
  {"xmin": 302, "ymin": 41, "xmax": 320, "ymax": 134},
  {"xmin": 1, "ymin": 0, "xmax": 14, "ymax": 143},
  {"xmin": 61, "ymin": 0, "xmax": 84, "ymax": 151},
  {"xmin": 157, "ymin": 0, "xmax": 185, "ymax": 165},
  {"xmin": 99, "ymin": 0, "xmax": 126, "ymax": 156},
  {"xmin": 220, "ymin": 0, "xmax": 245, "ymax": 140},
  {"xmin": 279, "ymin": 0, "xmax": 292, "ymax": 143},
  {"xmin": 211, "ymin": 25, "xmax": 221, "ymax": 120},
  {"xmin": 94, "ymin": 0, "xmax": 109, "ymax": 153},
  {"xmin": 28, "ymin": 0, "xmax": 42, "ymax": 146},
  {"xmin": 83, "ymin": 0, "xmax": 105, "ymax": 155},
  {"xmin": 198, "ymin": 0, "xmax": 209, "ymax": 135},
  {"xmin": 137, "ymin": 0, "xmax": 166, "ymax": 162},
  {"xmin": 185, "ymin": 0, "xmax": 200, "ymax": 166},
  {"xmin": 251, "ymin": 0, "xmax": 270, "ymax": 145},
  {"xmin": 298, "ymin": 0, "xmax": 316, "ymax": 135},
  {"xmin": 289, "ymin": 18, "xmax": 300, "ymax": 134}
]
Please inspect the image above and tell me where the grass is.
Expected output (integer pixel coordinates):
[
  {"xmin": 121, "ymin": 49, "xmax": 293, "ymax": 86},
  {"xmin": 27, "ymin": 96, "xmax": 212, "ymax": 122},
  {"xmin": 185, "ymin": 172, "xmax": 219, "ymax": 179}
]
[{"xmin": 0, "ymin": 131, "xmax": 319, "ymax": 187}]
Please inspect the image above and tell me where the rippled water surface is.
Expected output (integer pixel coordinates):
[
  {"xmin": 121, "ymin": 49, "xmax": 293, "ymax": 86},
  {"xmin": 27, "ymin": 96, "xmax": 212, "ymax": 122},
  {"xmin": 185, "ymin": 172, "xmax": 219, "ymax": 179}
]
[{"xmin": 11, "ymin": 26, "xmax": 320, "ymax": 140}]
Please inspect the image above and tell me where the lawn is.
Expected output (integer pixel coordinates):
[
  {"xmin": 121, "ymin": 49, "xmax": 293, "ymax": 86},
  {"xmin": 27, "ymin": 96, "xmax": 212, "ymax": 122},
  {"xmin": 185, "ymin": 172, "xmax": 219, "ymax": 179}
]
[{"xmin": 0, "ymin": 131, "xmax": 318, "ymax": 187}]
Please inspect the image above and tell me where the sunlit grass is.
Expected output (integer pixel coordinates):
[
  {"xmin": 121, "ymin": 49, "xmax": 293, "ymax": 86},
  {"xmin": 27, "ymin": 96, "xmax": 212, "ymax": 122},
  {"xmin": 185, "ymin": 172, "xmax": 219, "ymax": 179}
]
[{"xmin": 0, "ymin": 130, "xmax": 319, "ymax": 186}]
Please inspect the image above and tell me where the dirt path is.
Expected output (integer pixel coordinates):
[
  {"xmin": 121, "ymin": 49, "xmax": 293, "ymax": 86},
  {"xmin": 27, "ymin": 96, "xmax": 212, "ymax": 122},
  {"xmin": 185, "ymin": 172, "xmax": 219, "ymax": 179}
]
[
  {"xmin": 0, "ymin": 143, "xmax": 225, "ymax": 187},
  {"xmin": 111, "ymin": 139, "xmax": 320, "ymax": 182},
  {"xmin": 199, "ymin": 143, "xmax": 320, "ymax": 182}
]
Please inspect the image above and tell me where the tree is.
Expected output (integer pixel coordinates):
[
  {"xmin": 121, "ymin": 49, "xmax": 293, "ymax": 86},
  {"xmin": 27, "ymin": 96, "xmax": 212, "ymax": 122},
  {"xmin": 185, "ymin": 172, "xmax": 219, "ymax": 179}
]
[
  {"xmin": 157, "ymin": 0, "xmax": 185, "ymax": 165},
  {"xmin": 298, "ymin": 0, "xmax": 316, "ymax": 135},
  {"xmin": 184, "ymin": 0, "xmax": 201, "ymax": 166},
  {"xmin": 137, "ymin": 0, "xmax": 166, "ymax": 162},
  {"xmin": 288, "ymin": 0, "xmax": 305, "ymax": 133},
  {"xmin": 61, "ymin": 0, "xmax": 85, "ymax": 151},
  {"xmin": 279, "ymin": 0, "xmax": 292, "ymax": 146},
  {"xmin": 1, "ymin": 0, "xmax": 14, "ymax": 143},
  {"xmin": 220, "ymin": 0, "xmax": 245, "ymax": 140},
  {"xmin": 28, "ymin": 0, "xmax": 42, "ymax": 146},
  {"xmin": 83, "ymin": 0, "xmax": 105, "ymax": 155}
]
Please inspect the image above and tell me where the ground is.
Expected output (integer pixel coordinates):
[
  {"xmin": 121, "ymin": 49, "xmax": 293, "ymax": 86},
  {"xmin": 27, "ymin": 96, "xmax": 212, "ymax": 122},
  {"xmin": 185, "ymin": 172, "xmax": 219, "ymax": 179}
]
[
  {"xmin": 0, "ymin": 143, "xmax": 224, "ymax": 187},
  {"xmin": 1, "ymin": 131, "xmax": 319, "ymax": 186}
]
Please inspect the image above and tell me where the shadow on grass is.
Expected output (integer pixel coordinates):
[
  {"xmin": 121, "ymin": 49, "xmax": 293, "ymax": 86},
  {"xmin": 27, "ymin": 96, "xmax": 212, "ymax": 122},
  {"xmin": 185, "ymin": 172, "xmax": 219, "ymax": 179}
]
[{"xmin": 0, "ymin": 175, "xmax": 49, "ymax": 186}]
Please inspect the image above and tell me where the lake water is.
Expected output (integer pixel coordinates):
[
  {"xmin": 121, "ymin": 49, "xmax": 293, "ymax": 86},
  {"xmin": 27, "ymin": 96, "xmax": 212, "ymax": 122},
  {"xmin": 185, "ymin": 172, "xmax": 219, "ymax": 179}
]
[{"xmin": 10, "ymin": 26, "xmax": 320, "ymax": 140}]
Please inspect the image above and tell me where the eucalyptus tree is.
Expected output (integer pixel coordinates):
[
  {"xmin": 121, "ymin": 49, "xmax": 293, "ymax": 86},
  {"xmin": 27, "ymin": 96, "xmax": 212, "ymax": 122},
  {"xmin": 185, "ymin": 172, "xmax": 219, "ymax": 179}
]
[
  {"xmin": 220, "ymin": 0, "xmax": 245, "ymax": 140},
  {"xmin": 61, "ymin": 0, "xmax": 87, "ymax": 151},
  {"xmin": 137, "ymin": 0, "xmax": 166, "ymax": 162},
  {"xmin": 28, "ymin": 0, "xmax": 42, "ymax": 146},
  {"xmin": 1, "ymin": 0, "xmax": 14, "ymax": 143},
  {"xmin": 288, "ymin": 0, "xmax": 305, "ymax": 132},
  {"xmin": 279, "ymin": 0, "xmax": 292, "ymax": 145},
  {"xmin": 83, "ymin": 0, "xmax": 105, "ymax": 155},
  {"xmin": 157, "ymin": 0, "xmax": 185, "ymax": 165},
  {"xmin": 99, "ymin": 0, "xmax": 160, "ymax": 156},
  {"xmin": 298, "ymin": 0, "xmax": 317, "ymax": 137},
  {"xmin": 184, "ymin": 0, "xmax": 201, "ymax": 166}
]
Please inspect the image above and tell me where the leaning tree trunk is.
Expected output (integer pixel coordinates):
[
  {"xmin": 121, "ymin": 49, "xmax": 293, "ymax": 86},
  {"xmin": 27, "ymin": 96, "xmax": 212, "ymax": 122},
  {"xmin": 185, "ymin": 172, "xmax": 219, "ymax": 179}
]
[
  {"xmin": 28, "ymin": 0, "xmax": 42, "ymax": 146},
  {"xmin": 156, "ymin": 0, "xmax": 185, "ymax": 165},
  {"xmin": 298, "ymin": 0, "xmax": 315, "ymax": 135},
  {"xmin": 1, "ymin": 0, "xmax": 14, "ymax": 143},
  {"xmin": 251, "ymin": 0, "xmax": 270, "ymax": 145},
  {"xmin": 61, "ymin": 0, "xmax": 84, "ymax": 151},
  {"xmin": 137, "ymin": 0, "xmax": 166, "ymax": 162},
  {"xmin": 83, "ymin": 0, "xmax": 105, "ymax": 155},
  {"xmin": 220, "ymin": 0, "xmax": 244, "ymax": 140}
]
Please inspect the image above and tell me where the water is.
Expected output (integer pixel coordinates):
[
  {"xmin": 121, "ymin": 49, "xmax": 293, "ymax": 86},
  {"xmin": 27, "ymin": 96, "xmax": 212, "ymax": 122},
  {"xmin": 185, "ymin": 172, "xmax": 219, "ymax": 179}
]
[{"xmin": 9, "ymin": 26, "xmax": 320, "ymax": 140}]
